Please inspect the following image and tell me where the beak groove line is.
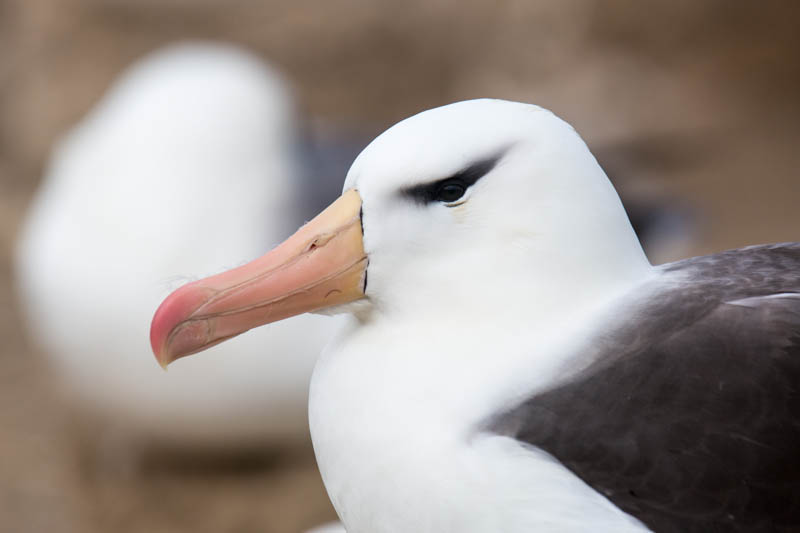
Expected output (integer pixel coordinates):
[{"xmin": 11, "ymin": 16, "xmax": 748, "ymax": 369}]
[
  {"xmin": 151, "ymin": 188, "xmax": 367, "ymax": 366},
  {"xmin": 162, "ymin": 214, "xmax": 367, "ymax": 355},
  {"xmin": 196, "ymin": 214, "xmax": 362, "ymax": 316}
]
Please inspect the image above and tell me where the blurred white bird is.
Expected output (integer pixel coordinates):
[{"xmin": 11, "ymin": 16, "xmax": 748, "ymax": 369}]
[{"xmin": 14, "ymin": 42, "xmax": 344, "ymax": 451}]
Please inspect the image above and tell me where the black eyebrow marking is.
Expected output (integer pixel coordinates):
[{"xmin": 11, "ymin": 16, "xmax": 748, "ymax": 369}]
[{"xmin": 400, "ymin": 152, "xmax": 505, "ymax": 206}]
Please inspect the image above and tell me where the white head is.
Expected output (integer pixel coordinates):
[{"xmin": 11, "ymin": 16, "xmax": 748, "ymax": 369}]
[
  {"xmin": 345, "ymin": 99, "xmax": 651, "ymax": 318},
  {"xmin": 151, "ymin": 99, "xmax": 652, "ymax": 364}
]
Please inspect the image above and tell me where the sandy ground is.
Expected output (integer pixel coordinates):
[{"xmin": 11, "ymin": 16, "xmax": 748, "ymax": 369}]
[{"xmin": 1, "ymin": 2, "xmax": 800, "ymax": 532}]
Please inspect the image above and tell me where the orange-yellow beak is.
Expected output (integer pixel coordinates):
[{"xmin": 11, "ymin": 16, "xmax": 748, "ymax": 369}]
[{"xmin": 150, "ymin": 189, "xmax": 367, "ymax": 367}]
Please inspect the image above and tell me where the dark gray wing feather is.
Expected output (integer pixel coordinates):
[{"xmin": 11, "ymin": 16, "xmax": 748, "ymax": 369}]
[{"xmin": 490, "ymin": 243, "xmax": 800, "ymax": 533}]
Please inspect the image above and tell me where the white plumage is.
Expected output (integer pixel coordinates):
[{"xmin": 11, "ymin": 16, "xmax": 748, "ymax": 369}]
[
  {"xmin": 15, "ymin": 42, "xmax": 341, "ymax": 447},
  {"xmin": 307, "ymin": 100, "xmax": 656, "ymax": 532}
]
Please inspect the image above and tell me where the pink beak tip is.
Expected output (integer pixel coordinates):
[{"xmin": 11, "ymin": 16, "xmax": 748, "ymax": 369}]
[{"xmin": 149, "ymin": 281, "xmax": 210, "ymax": 368}]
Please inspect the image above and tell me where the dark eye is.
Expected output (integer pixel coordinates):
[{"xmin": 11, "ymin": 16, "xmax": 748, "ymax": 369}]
[{"xmin": 435, "ymin": 181, "xmax": 467, "ymax": 203}]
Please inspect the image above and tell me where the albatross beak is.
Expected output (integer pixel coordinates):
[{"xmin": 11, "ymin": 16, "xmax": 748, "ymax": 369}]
[{"xmin": 150, "ymin": 189, "xmax": 366, "ymax": 367}]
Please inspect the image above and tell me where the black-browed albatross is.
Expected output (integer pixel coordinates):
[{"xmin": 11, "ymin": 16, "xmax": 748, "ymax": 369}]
[{"xmin": 150, "ymin": 99, "xmax": 800, "ymax": 532}]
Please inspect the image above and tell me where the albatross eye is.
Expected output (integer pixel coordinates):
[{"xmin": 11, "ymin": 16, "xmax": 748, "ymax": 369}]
[
  {"xmin": 435, "ymin": 180, "xmax": 467, "ymax": 203},
  {"xmin": 400, "ymin": 153, "xmax": 502, "ymax": 206}
]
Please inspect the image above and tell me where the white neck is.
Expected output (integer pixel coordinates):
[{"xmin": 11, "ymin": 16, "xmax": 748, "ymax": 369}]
[
  {"xmin": 310, "ymin": 102, "xmax": 656, "ymax": 531},
  {"xmin": 309, "ymin": 266, "xmax": 654, "ymax": 532}
]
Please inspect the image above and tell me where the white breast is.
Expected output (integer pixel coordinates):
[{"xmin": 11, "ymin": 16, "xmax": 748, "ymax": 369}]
[{"xmin": 309, "ymin": 313, "xmax": 650, "ymax": 533}]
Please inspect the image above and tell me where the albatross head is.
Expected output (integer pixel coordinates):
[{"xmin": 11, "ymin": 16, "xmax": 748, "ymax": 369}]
[{"xmin": 151, "ymin": 99, "xmax": 651, "ymax": 366}]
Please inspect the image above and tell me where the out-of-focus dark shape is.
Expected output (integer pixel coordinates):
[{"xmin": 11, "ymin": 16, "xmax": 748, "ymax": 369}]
[
  {"xmin": 593, "ymin": 133, "xmax": 713, "ymax": 264},
  {"xmin": 298, "ymin": 121, "xmax": 372, "ymax": 217}
]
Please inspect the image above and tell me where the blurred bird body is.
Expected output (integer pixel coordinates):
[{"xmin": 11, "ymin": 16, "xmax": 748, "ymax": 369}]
[{"xmin": 15, "ymin": 43, "xmax": 341, "ymax": 447}]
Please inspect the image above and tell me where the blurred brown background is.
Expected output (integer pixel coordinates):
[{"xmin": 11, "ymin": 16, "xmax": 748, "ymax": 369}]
[{"xmin": 1, "ymin": 1, "xmax": 799, "ymax": 532}]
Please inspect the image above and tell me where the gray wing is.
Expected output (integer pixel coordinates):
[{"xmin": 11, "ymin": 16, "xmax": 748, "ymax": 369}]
[{"xmin": 490, "ymin": 243, "xmax": 800, "ymax": 533}]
